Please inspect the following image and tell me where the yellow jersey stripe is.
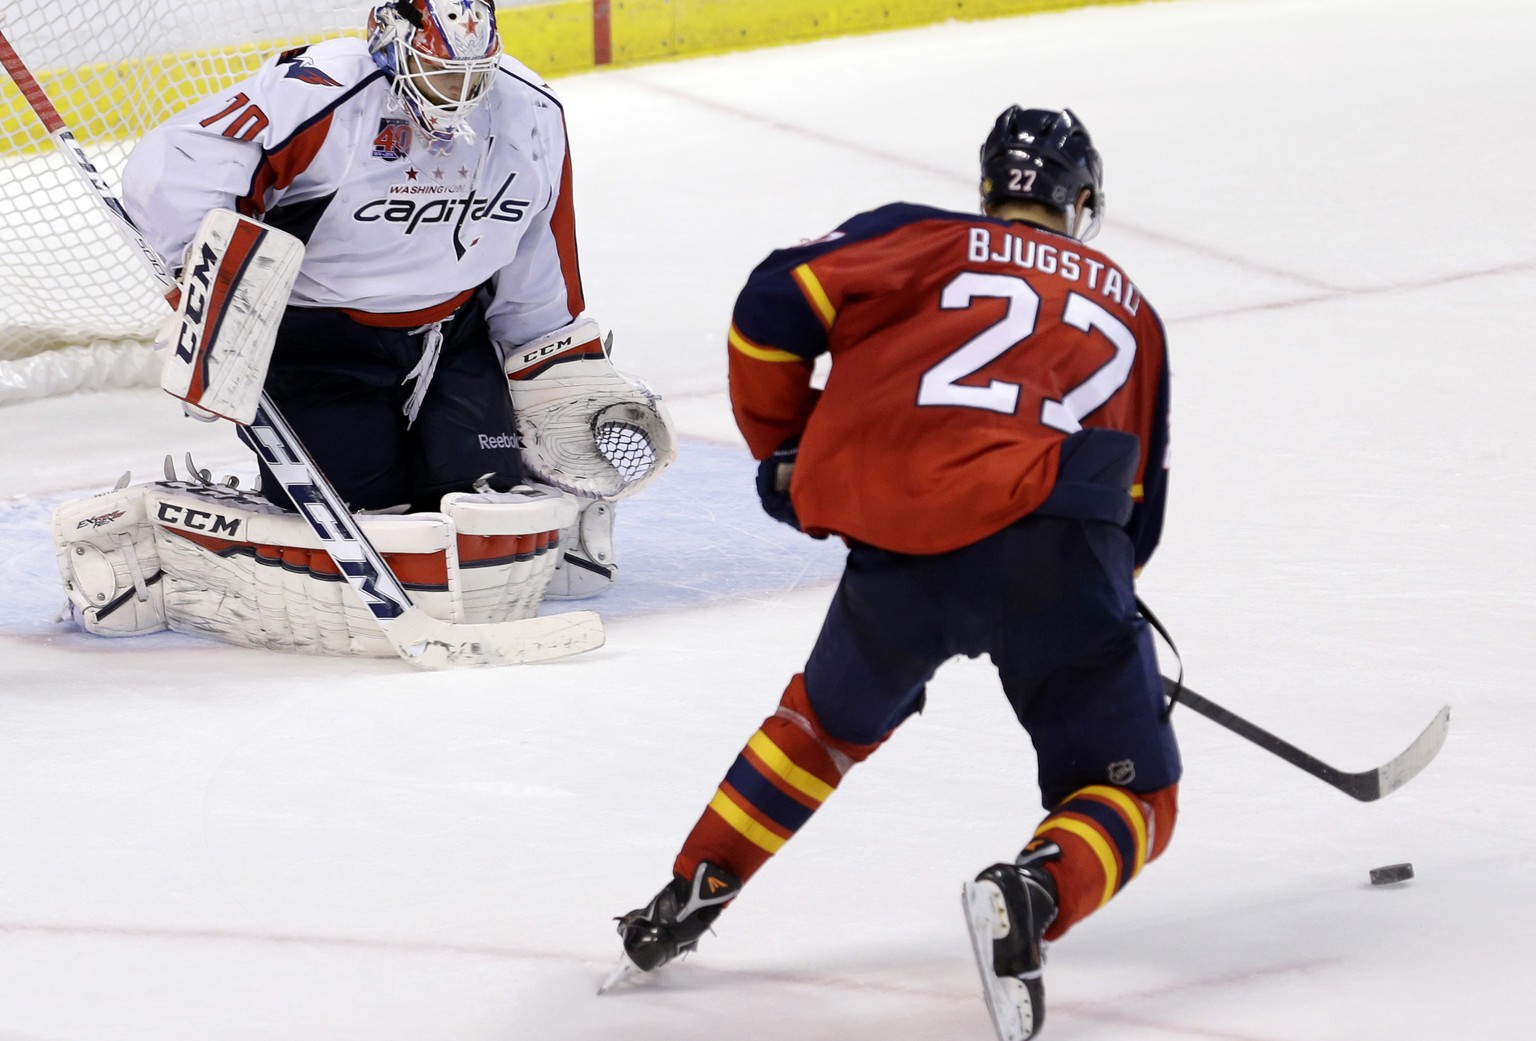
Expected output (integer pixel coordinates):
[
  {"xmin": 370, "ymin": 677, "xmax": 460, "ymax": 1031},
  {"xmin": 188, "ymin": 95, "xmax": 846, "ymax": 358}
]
[
  {"xmin": 728, "ymin": 324, "xmax": 804, "ymax": 363},
  {"xmin": 747, "ymin": 731, "xmax": 835, "ymax": 803},
  {"xmin": 709, "ymin": 789, "xmax": 786, "ymax": 853},
  {"xmin": 791, "ymin": 263, "xmax": 836, "ymax": 329}
]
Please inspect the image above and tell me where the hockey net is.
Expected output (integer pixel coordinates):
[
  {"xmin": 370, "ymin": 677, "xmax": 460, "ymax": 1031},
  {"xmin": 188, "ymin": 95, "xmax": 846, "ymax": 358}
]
[{"xmin": 0, "ymin": 2, "xmax": 359, "ymax": 404}]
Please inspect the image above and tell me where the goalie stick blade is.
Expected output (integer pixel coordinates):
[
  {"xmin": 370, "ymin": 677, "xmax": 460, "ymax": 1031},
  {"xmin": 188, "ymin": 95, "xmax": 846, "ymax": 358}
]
[
  {"xmin": 1165, "ymin": 678, "xmax": 1451, "ymax": 802},
  {"xmin": 384, "ymin": 607, "xmax": 604, "ymax": 670}
]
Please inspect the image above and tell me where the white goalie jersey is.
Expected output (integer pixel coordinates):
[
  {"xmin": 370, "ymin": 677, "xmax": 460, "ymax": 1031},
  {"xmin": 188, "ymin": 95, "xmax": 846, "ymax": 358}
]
[
  {"xmin": 121, "ymin": 36, "xmax": 584, "ymax": 344},
  {"xmin": 97, "ymin": 32, "xmax": 676, "ymax": 637}
]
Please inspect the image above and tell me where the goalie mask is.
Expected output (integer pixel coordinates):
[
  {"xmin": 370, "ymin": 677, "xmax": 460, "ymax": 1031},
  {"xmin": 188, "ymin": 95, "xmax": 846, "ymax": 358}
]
[
  {"xmin": 368, "ymin": 0, "xmax": 501, "ymax": 142},
  {"xmin": 980, "ymin": 106, "xmax": 1104, "ymax": 242}
]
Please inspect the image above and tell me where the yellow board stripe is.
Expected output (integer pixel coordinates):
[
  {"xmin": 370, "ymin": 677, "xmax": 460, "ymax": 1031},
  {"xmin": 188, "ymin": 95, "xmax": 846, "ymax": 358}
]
[
  {"xmin": 0, "ymin": 3, "xmax": 593, "ymax": 153},
  {"xmin": 1077, "ymin": 785, "xmax": 1149, "ymax": 878},
  {"xmin": 728, "ymin": 324, "xmax": 804, "ymax": 363},
  {"xmin": 608, "ymin": 0, "xmax": 1157, "ymax": 67},
  {"xmin": 746, "ymin": 731, "xmax": 834, "ymax": 803},
  {"xmin": 791, "ymin": 263, "xmax": 836, "ymax": 329},
  {"xmin": 709, "ymin": 789, "xmax": 786, "ymax": 854},
  {"xmin": 3, "ymin": 2, "xmax": 1166, "ymax": 152},
  {"xmin": 1037, "ymin": 817, "xmax": 1119, "ymax": 909}
]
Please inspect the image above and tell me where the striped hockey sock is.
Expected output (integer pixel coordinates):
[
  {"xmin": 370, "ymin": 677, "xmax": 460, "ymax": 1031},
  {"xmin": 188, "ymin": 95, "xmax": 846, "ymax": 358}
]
[
  {"xmin": 1029, "ymin": 783, "xmax": 1178, "ymax": 940},
  {"xmin": 675, "ymin": 674, "xmax": 881, "ymax": 883}
]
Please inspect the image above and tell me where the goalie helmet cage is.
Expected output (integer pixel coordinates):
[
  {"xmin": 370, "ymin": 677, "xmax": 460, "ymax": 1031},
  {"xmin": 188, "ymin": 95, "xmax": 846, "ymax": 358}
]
[{"xmin": 0, "ymin": 2, "xmax": 359, "ymax": 403}]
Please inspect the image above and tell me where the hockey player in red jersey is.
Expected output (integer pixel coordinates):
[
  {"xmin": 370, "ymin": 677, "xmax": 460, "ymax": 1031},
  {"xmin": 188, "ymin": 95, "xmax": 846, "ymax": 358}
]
[{"xmin": 604, "ymin": 107, "xmax": 1180, "ymax": 1041}]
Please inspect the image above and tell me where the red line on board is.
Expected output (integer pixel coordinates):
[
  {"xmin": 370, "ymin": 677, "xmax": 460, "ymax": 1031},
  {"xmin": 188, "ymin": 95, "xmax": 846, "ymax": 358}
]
[{"xmin": 593, "ymin": 0, "xmax": 612, "ymax": 65}]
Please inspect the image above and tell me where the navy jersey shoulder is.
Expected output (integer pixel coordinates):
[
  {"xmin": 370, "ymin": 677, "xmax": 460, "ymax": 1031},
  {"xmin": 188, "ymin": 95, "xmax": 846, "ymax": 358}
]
[
  {"xmin": 776, "ymin": 201, "xmax": 975, "ymax": 267},
  {"xmin": 733, "ymin": 202, "xmax": 978, "ymax": 358}
]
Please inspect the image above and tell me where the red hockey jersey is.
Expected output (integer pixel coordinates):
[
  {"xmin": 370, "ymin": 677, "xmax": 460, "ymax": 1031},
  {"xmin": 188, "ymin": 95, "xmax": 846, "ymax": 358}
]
[{"xmin": 728, "ymin": 202, "xmax": 1169, "ymax": 561}]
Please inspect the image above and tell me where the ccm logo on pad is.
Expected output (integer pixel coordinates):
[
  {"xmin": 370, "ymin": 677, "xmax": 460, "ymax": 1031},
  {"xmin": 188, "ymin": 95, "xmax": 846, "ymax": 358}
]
[{"xmin": 155, "ymin": 502, "xmax": 243, "ymax": 537}]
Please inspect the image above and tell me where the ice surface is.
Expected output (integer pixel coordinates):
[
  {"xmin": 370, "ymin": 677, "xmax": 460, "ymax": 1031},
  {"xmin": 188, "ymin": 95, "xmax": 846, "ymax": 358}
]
[{"xmin": 3, "ymin": 0, "xmax": 1534, "ymax": 1037}]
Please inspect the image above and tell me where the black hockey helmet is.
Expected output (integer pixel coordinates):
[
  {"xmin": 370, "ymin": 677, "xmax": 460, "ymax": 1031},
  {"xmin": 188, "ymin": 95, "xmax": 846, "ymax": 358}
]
[{"xmin": 979, "ymin": 106, "xmax": 1104, "ymax": 241}]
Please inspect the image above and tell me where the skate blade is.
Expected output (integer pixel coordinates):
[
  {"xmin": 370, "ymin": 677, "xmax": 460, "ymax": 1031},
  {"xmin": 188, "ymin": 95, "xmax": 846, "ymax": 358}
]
[
  {"xmin": 597, "ymin": 953, "xmax": 643, "ymax": 995},
  {"xmin": 962, "ymin": 881, "xmax": 1036, "ymax": 1041}
]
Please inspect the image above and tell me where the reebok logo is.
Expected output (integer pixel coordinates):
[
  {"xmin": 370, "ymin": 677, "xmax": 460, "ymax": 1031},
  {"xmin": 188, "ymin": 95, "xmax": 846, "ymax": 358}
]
[{"xmin": 478, "ymin": 433, "xmax": 518, "ymax": 450}]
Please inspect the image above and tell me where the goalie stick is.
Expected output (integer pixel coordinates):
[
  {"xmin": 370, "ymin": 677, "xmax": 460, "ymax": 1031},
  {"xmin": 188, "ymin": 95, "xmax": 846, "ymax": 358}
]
[
  {"xmin": 2, "ymin": 22, "xmax": 603, "ymax": 668},
  {"xmin": 1137, "ymin": 597, "xmax": 1449, "ymax": 801}
]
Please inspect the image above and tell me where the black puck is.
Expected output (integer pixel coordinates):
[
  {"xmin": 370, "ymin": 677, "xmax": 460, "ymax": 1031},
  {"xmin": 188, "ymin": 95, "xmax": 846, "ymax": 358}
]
[{"xmin": 1369, "ymin": 863, "xmax": 1414, "ymax": 885}]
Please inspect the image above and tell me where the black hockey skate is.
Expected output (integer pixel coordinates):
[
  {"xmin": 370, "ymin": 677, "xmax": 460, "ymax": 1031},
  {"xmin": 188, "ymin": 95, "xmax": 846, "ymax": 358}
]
[
  {"xmin": 598, "ymin": 861, "xmax": 741, "ymax": 994},
  {"xmin": 962, "ymin": 844, "xmax": 1060, "ymax": 1041}
]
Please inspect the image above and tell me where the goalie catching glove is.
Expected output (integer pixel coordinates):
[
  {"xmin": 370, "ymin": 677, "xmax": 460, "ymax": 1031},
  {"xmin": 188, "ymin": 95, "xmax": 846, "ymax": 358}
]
[{"xmin": 505, "ymin": 317, "xmax": 676, "ymax": 500}]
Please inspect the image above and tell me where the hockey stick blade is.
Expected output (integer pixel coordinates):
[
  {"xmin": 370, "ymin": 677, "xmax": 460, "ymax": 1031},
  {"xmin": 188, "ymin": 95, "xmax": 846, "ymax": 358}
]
[
  {"xmin": 387, "ymin": 606, "xmax": 604, "ymax": 670},
  {"xmin": 1164, "ymin": 678, "xmax": 1450, "ymax": 801}
]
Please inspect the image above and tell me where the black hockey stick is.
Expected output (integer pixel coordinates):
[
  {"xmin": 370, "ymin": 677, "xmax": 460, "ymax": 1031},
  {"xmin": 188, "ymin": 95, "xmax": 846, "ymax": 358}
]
[
  {"xmin": 1139, "ymin": 598, "xmax": 1449, "ymax": 801},
  {"xmin": 2, "ymin": 23, "xmax": 603, "ymax": 668},
  {"xmin": 1162, "ymin": 677, "xmax": 1450, "ymax": 802}
]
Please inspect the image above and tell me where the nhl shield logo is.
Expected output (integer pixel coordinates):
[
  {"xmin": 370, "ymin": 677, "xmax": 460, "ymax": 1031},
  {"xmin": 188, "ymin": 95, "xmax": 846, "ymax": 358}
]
[
  {"xmin": 373, "ymin": 118, "xmax": 413, "ymax": 162},
  {"xmin": 1107, "ymin": 759, "xmax": 1136, "ymax": 786}
]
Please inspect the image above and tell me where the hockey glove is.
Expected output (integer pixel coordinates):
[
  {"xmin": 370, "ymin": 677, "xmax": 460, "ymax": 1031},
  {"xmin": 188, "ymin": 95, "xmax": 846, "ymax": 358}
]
[{"xmin": 755, "ymin": 436, "xmax": 807, "ymax": 531}]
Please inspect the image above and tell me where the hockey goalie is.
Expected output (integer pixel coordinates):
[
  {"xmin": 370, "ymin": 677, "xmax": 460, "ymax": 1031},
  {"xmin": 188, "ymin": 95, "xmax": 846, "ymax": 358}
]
[{"xmin": 49, "ymin": 0, "xmax": 675, "ymax": 658}]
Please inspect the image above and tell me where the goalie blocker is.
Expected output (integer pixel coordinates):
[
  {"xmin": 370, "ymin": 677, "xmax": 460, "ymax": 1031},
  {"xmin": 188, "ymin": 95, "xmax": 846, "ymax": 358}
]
[
  {"xmin": 507, "ymin": 316, "xmax": 677, "ymax": 599},
  {"xmin": 158, "ymin": 208, "xmax": 304, "ymax": 424},
  {"xmin": 53, "ymin": 472, "xmax": 579, "ymax": 658}
]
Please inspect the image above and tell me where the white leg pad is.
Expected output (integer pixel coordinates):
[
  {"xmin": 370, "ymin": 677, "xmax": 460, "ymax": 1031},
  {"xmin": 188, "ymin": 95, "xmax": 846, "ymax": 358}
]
[
  {"xmin": 55, "ymin": 478, "xmax": 583, "ymax": 656},
  {"xmin": 441, "ymin": 484, "xmax": 578, "ymax": 623},
  {"xmin": 148, "ymin": 482, "xmax": 452, "ymax": 657},
  {"xmin": 52, "ymin": 483, "xmax": 167, "ymax": 637}
]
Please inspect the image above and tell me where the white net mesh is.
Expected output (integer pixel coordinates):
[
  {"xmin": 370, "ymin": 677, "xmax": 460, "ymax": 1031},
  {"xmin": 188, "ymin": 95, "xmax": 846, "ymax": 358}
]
[{"xmin": 0, "ymin": 1, "xmax": 361, "ymax": 400}]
